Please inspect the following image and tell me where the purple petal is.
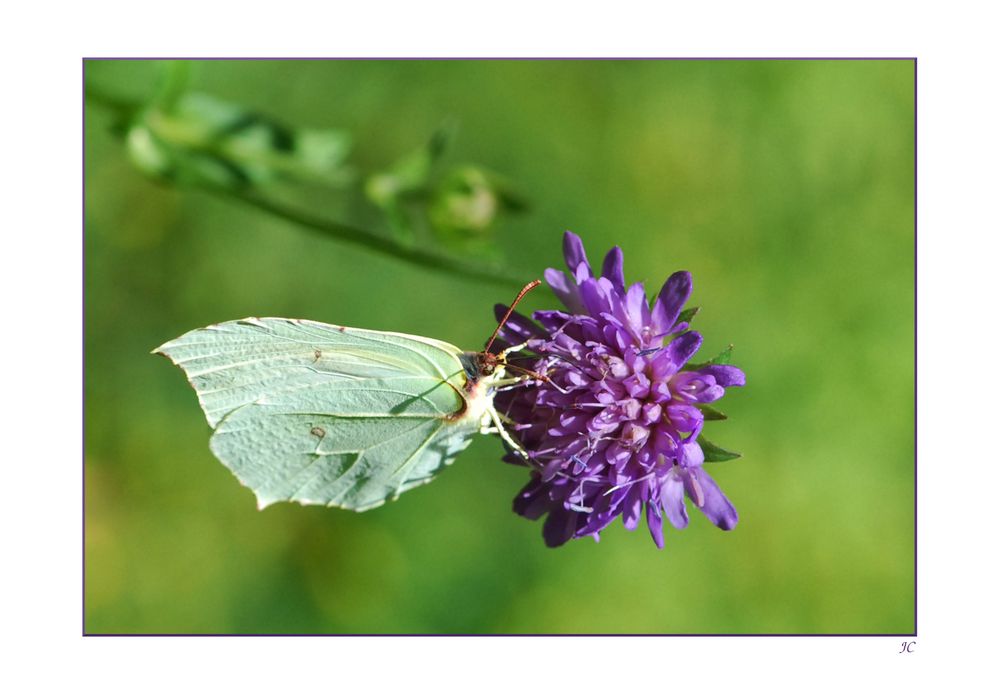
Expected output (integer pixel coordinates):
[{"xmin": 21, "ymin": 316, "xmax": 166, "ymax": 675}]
[
  {"xmin": 549, "ymin": 411, "xmax": 589, "ymax": 437},
  {"xmin": 540, "ymin": 458, "xmax": 564, "ymax": 481},
  {"xmin": 620, "ymin": 422, "xmax": 650, "ymax": 448},
  {"xmin": 651, "ymin": 271, "xmax": 692, "ymax": 334},
  {"xmin": 605, "ymin": 356, "xmax": 629, "ymax": 379},
  {"xmin": 699, "ymin": 385, "xmax": 725, "ymax": 403},
  {"xmin": 598, "ymin": 322, "xmax": 630, "ymax": 354},
  {"xmin": 542, "ymin": 508, "xmax": 578, "ymax": 547},
  {"xmin": 562, "ymin": 231, "xmax": 592, "ymax": 279},
  {"xmin": 604, "ymin": 442, "xmax": 632, "ymax": 467},
  {"xmin": 576, "ymin": 506, "xmax": 618, "ymax": 537},
  {"xmin": 661, "ymin": 473, "xmax": 689, "ymax": 529},
  {"xmin": 698, "ymin": 364, "xmax": 746, "ymax": 387},
  {"xmin": 622, "ymin": 486, "xmax": 643, "ymax": 530},
  {"xmin": 681, "ymin": 440, "xmax": 704, "ymax": 467},
  {"xmin": 666, "ymin": 403, "xmax": 703, "ymax": 433},
  {"xmin": 578, "ymin": 277, "xmax": 613, "ymax": 317},
  {"xmin": 513, "ymin": 478, "xmax": 550, "ymax": 520},
  {"xmin": 533, "ymin": 309, "xmax": 574, "ymax": 332},
  {"xmin": 601, "ymin": 247, "xmax": 626, "ymax": 295},
  {"xmin": 669, "ymin": 370, "xmax": 724, "ymax": 403},
  {"xmin": 652, "ymin": 428, "xmax": 681, "ymax": 461},
  {"xmin": 688, "ymin": 468, "xmax": 738, "ymax": 530},
  {"xmin": 544, "ymin": 268, "xmax": 586, "ymax": 314},
  {"xmin": 641, "ymin": 402, "xmax": 662, "ymax": 425},
  {"xmin": 623, "ymin": 282, "xmax": 650, "ymax": 336},
  {"xmin": 646, "ymin": 503, "xmax": 665, "ymax": 548},
  {"xmin": 666, "ymin": 331, "xmax": 703, "ymax": 370},
  {"xmin": 623, "ymin": 373, "xmax": 650, "ymax": 400}
]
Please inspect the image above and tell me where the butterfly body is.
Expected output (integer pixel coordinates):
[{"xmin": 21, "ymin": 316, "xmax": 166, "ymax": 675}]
[{"xmin": 155, "ymin": 317, "xmax": 515, "ymax": 511}]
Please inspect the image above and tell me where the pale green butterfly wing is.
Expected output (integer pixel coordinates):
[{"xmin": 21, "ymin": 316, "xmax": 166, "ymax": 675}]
[{"xmin": 154, "ymin": 317, "xmax": 484, "ymax": 510}]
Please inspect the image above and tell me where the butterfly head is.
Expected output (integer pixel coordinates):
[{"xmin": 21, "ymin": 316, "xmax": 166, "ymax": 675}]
[
  {"xmin": 460, "ymin": 279, "xmax": 541, "ymax": 390},
  {"xmin": 459, "ymin": 349, "xmax": 507, "ymax": 393}
]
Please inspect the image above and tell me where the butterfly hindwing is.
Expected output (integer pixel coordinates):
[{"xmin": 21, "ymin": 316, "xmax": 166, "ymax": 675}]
[{"xmin": 155, "ymin": 317, "xmax": 481, "ymax": 510}]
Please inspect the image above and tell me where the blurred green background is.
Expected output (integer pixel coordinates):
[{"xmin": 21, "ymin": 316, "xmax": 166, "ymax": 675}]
[{"xmin": 84, "ymin": 59, "xmax": 914, "ymax": 634}]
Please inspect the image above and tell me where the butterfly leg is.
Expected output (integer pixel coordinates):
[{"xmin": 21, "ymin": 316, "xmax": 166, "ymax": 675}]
[
  {"xmin": 481, "ymin": 406, "xmax": 529, "ymax": 460},
  {"xmin": 490, "ymin": 376, "xmax": 531, "ymax": 388},
  {"xmin": 499, "ymin": 341, "xmax": 530, "ymax": 359},
  {"xmin": 494, "ymin": 410, "xmax": 518, "ymax": 427}
]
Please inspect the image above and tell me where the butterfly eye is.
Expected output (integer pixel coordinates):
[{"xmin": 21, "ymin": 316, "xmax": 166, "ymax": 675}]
[{"xmin": 477, "ymin": 356, "xmax": 495, "ymax": 377}]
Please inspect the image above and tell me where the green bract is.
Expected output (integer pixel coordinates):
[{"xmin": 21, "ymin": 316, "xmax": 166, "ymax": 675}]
[{"xmin": 155, "ymin": 318, "xmax": 512, "ymax": 511}]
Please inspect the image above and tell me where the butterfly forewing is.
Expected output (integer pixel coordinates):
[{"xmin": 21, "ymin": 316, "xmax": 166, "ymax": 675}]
[{"xmin": 155, "ymin": 317, "xmax": 481, "ymax": 510}]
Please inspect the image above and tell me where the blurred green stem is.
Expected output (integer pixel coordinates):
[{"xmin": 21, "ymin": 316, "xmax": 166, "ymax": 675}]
[
  {"xmin": 220, "ymin": 189, "xmax": 528, "ymax": 286},
  {"xmin": 85, "ymin": 83, "xmax": 528, "ymax": 288}
]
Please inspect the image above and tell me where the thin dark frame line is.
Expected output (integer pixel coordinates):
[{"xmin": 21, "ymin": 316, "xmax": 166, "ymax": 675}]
[
  {"xmin": 84, "ymin": 632, "xmax": 914, "ymax": 637},
  {"xmin": 82, "ymin": 57, "xmax": 88, "ymax": 639},
  {"xmin": 83, "ymin": 56, "xmax": 918, "ymax": 61},
  {"xmin": 913, "ymin": 58, "xmax": 919, "ymax": 635},
  {"xmin": 82, "ymin": 57, "xmax": 918, "ymax": 638}
]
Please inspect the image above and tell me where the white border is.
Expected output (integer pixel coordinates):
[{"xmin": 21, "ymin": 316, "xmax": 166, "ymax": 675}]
[{"xmin": 3, "ymin": 0, "xmax": 994, "ymax": 689}]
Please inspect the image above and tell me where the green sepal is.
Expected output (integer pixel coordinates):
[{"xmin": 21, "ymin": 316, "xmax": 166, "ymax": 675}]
[
  {"xmin": 677, "ymin": 306, "xmax": 700, "ymax": 325},
  {"xmin": 698, "ymin": 435, "xmax": 741, "ymax": 462},
  {"xmin": 685, "ymin": 344, "xmax": 734, "ymax": 370},
  {"xmin": 707, "ymin": 344, "xmax": 733, "ymax": 365},
  {"xmin": 696, "ymin": 404, "xmax": 728, "ymax": 421}
]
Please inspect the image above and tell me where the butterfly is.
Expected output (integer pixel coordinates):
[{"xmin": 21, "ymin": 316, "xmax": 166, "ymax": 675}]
[{"xmin": 154, "ymin": 281, "xmax": 540, "ymax": 511}]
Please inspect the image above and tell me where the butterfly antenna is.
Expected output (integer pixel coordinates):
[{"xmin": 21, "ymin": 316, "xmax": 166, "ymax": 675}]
[{"xmin": 484, "ymin": 279, "xmax": 541, "ymax": 354}]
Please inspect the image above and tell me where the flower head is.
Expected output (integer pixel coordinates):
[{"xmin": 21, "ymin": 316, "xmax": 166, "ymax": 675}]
[{"xmin": 494, "ymin": 231, "xmax": 746, "ymax": 548}]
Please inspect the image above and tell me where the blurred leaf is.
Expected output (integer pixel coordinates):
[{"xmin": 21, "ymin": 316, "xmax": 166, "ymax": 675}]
[
  {"xmin": 295, "ymin": 130, "xmax": 354, "ymax": 180},
  {"xmin": 364, "ymin": 122, "xmax": 455, "ymax": 207},
  {"xmin": 125, "ymin": 125, "xmax": 173, "ymax": 180},
  {"xmin": 481, "ymin": 170, "xmax": 530, "ymax": 213},
  {"xmin": 126, "ymin": 92, "xmax": 353, "ymax": 190},
  {"xmin": 698, "ymin": 436, "xmax": 742, "ymax": 462}
]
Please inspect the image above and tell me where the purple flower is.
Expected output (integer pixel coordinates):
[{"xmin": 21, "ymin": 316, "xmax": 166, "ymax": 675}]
[{"xmin": 494, "ymin": 231, "xmax": 746, "ymax": 548}]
